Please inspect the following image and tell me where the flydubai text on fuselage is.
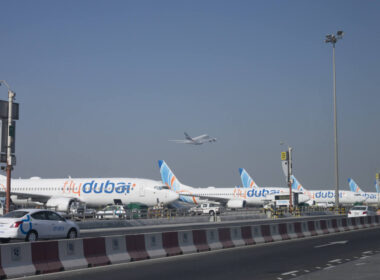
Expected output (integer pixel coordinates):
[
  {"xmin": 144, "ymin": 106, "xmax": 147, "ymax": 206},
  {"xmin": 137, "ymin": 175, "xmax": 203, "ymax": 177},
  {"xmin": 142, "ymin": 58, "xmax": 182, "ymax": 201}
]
[
  {"xmin": 159, "ymin": 160, "xmax": 282, "ymax": 208},
  {"xmin": 0, "ymin": 176, "xmax": 179, "ymax": 211},
  {"xmin": 348, "ymin": 178, "xmax": 379, "ymax": 204},
  {"xmin": 291, "ymin": 175, "xmax": 364, "ymax": 205}
]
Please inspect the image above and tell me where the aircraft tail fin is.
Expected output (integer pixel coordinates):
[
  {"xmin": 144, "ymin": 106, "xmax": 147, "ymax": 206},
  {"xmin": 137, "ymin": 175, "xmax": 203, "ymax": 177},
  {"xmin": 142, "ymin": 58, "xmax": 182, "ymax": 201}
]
[
  {"xmin": 291, "ymin": 175, "xmax": 307, "ymax": 192},
  {"xmin": 239, "ymin": 168, "xmax": 259, "ymax": 189},
  {"xmin": 348, "ymin": 178, "xmax": 363, "ymax": 193},
  {"xmin": 184, "ymin": 132, "xmax": 192, "ymax": 141},
  {"xmin": 158, "ymin": 160, "xmax": 183, "ymax": 192},
  {"xmin": 375, "ymin": 181, "xmax": 380, "ymax": 193}
]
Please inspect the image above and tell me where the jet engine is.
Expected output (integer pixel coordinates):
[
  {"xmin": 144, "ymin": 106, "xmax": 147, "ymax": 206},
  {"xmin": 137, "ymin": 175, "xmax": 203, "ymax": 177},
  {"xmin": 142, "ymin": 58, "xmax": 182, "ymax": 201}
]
[
  {"xmin": 46, "ymin": 197, "xmax": 78, "ymax": 212},
  {"xmin": 226, "ymin": 200, "xmax": 246, "ymax": 208}
]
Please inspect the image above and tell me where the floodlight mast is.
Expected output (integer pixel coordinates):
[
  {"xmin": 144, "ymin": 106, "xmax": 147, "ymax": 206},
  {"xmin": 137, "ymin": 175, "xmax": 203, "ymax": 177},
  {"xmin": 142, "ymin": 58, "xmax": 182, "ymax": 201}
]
[
  {"xmin": 0, "ymin": 80, "xmax": 15, "ymax": 214},
  {"xmin": 325, "ymin": 31, "xmax": 344, "ymax": 209}
]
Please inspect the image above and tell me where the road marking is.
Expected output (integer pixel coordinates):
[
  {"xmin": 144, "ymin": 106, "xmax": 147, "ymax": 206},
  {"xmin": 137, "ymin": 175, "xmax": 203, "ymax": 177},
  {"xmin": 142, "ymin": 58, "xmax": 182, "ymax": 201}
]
[
  {"xmin": 356, "ymin": 263, "xmax": 366, "ymax": 266},
  {"xmin": 362, "ymin": 251, "xmax": 372, "ymax": 254},
  {"xmin": 354, "ymin": 256, "xmax": 359, "ymax": 259},
  {"xmin": 315, "ymin": 266, "xmax": 321, "ymax": 269},
  {"xmin": 329, "ymin": 259, "xmax": 341, "ymax": 263},
  {"xmin": 360, "ymin": 256, "xmax": 370, "ymax": 259},
  {"xmin": 345, "ymin": 259, "xmax": 351, "ymax": 261},
  {"xmin": 281, "ymin": 270, "xmax": 298, "ymax": 276},
  {"xmin": 324, "ymin": 266, "xmax": 335, "ymax": 270},
  {"xmin": 304, "ymin": 270, "xmax": 310, "ymax": 273},
  {"xmin": 277, "ymin": 278, "xmax": 283, "ymax": 280},
  {"xmin": 314, "ymin": 240, "xmax": 348, "ymax": 248}
]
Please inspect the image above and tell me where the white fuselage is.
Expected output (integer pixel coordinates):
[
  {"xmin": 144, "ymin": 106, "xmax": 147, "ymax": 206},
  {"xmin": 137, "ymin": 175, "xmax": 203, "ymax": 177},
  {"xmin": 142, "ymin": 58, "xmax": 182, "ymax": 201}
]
[
  {"xmin": 0, "ymin": 177, "xmax": 179, "ymax": 208},
  {"xmin": 302, "ymin": 189, "xmax": 364, "ymax": 205},
  {"xmin": 176, "ymin": 184, "xmax": 309, "ymax": 206}
]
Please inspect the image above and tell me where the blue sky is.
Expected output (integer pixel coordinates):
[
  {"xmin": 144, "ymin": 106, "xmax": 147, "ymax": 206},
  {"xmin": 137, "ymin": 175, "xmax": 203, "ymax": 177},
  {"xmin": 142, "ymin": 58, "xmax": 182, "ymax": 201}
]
[{"xmin": 0, "ymin": 1, "xmax": 379, "ymax": 191}]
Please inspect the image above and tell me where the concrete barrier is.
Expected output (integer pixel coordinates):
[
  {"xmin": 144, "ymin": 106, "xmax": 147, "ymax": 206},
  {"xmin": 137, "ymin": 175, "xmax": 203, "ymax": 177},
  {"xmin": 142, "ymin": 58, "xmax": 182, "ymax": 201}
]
[
  {"xmin": 229, "ymin": 227, "xmax": 245, "ymax": 247},
  {"xmin": 178, "ymin": 230, "xmax": 197, "ymax": 254},
  {"xmin": 0, "ymin": 243, "xmax": 35, "ymax": 278},
  {"xmin": 192, "ymin": 230, "xmax": 210, "ymax": 252},
  {"xmin": 307, "ymin": 220, "xmax": 318, "ymax": 236},
  {"xmin": 105, "ymin": 235, "xmax": 130, "ymax": 264},
  {"xmin": 260, "ymin": 224, "xmax": 274, "ymax": 242},
  {"xmin": 144, "ymin": 233, "xmax": 166, "ymax": 259},
  {"xmin": 206, "ymin": 229, "xmax": 223, "ymax": 250},
  {"xmin": 286, "ymin": 223, "xmax": 298, "ymax": 239},
  {"xmin": 241, "ymin": 226, "xmax": 255, "ymax": 245},
  {"xmin": 218, "ymin": 228, "xmax": 234, "ymax": 248},
  {"xmin": 269, "ymin": 224, "xmax": 282, "ymax": 241},
  {"xmin": 83, "ymin": 237, "xmax": 110, "ymax": 267},
  {"xmin": 31, "ymin": 241, "xmax": 63, "ymax": 274},
  {"xmin": 162, "ymin": 232, "xmax": 182, "ymax": 256},
  {"xmin": 125, "ymin": 234, "xmax": 149, "ymax": 261},
  {"xmin": 58, "ymin": 239, "xmax": 88, "ymax": 270},
  {"xmin": 293, "ymin": 222, "xmax": 305, "ymax": 238},
  {"xmin": 251, "ymin": 225, "xmax": 265, "ymax": 244}
]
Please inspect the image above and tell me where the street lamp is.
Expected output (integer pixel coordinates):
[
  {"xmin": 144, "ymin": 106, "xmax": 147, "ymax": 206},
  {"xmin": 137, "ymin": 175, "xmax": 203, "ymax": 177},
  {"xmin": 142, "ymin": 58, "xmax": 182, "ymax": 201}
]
[
  {"xmin": 0, "ymin": 80, "xmax": 16, "ymax": 214},
  {"xmin": 325, "ymin": 30, "xmax": 344, "ymax": 208},
  {"xmin": 280, "ymin": 142, "xmax": 293, "ymax": 211}
]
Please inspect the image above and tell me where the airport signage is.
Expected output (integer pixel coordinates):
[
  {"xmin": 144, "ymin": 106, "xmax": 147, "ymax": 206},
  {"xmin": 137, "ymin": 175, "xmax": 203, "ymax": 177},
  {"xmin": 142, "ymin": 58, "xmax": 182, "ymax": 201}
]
[
  {"xmin": 0, "ymin": 100, "xmax": 19, "ymax": 120},
  {"xmin": 281, "ymin": 151, "xmax": 288, "ymax": 161},
  {"xmin": 0, "ymin": 120, "xmax": 15, "ymax": 154}
]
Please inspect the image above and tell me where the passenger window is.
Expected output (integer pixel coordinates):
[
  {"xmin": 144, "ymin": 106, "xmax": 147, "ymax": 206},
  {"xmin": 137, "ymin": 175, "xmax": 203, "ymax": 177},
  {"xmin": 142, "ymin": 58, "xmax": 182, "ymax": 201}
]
[
  {"xmin": 31, "ymin": 211, "xmax": 47, "ymax": 220},
  {"xmin": 46, "ymin": 212, "xmax": 63, "ymax": 221}
]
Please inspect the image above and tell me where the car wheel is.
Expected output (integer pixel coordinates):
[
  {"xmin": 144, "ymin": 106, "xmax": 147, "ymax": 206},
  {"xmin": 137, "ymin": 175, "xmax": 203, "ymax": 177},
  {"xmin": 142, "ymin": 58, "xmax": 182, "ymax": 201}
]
[
  {"xmin": 209, "ymin": 210, "xmax": 215, "ymax": 216},
  {"xmin": 67, "ymin": 228, "xmax": 78, "ymax": 239},
  {"xmin": 25, "ymin": 230, "xmax": 38, "ymax": 242},
  {"xmin": 0, "ymin": 238, "xmax": 10, "ymax": 243}
]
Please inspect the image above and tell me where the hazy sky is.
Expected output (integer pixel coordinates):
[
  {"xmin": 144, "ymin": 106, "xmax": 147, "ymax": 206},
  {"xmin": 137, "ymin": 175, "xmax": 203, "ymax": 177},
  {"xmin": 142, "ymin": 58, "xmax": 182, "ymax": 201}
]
[{"xmin": 0, "ymin": 1, "xmax": 379, "ymax": 191}]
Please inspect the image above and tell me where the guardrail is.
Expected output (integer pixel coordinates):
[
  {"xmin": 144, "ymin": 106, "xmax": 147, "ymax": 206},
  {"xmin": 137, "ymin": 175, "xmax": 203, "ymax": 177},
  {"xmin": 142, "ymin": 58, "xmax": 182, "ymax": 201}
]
[{"xmin": 0, "ymin": 215, "xmax": 378, "ymax": 278}]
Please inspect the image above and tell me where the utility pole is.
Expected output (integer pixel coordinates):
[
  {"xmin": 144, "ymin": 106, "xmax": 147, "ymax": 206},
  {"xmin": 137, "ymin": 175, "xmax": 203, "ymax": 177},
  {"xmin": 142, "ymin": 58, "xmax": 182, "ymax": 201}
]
[
  {"xmin": 325, "ymin": 30, "xmax": 344, "ymax": 209},
  {"xmin": 6, "ymin": 89, "xmax": 15, "ymax": 213},
  {"xmin": 281, "ymin": 145, "xmax": 293, "ymax": 211}
]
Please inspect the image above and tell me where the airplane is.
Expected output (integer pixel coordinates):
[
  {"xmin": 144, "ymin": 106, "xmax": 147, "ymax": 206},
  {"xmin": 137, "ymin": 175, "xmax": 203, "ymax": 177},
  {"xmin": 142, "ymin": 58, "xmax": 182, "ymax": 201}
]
[
  {"xmin": 239, "ymin": 168, "xmax": 310, "ymax": 204},
  {"xmin": 291, "ymin": 175, "xmax": 364, "ymax": 206},
  {"xmin": 0, "ymin": 175, "xmax": 179, "ymax": 212},
  {"xmin": 348, "ymin": 178, "xmax": 379, "ymax": 204},
  {"xmin": 169, "ymin": 132, "xmax": 216, "ymax": 145},
  {"xmin": 158, "ymin": 160, "xmax": 298, "ymax": 208}
]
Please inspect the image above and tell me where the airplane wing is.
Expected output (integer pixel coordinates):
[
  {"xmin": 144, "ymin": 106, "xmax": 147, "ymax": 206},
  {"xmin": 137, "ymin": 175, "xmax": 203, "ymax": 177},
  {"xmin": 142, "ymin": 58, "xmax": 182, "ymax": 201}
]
[
  {"xmin": 168, "ymin": 140, "xmax": 193, "ymax": 144},
  {"xmin": 179, "ymin": 193, "xmax": 229, "ymax": 204}
]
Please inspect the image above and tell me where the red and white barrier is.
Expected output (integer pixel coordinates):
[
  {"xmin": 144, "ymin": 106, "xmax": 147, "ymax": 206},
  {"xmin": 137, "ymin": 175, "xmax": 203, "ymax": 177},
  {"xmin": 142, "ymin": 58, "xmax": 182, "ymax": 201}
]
[{"xmin": 1, "ymin": 215, "xmax": 379, "ymax": 279}]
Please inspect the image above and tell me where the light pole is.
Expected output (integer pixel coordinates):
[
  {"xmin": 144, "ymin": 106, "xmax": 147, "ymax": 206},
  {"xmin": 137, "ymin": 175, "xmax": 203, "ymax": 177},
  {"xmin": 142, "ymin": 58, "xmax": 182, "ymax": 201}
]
[
  {"xmin": 0, "ymin": 80, "xmax": 15, "ymax": 214},
  {"xmin": 325, "ymin": 30, "xmax": 344, "ymax": 208},
  {"xmin": 280, "ymin": 142, "xmax": 293, "ymax": 211}
]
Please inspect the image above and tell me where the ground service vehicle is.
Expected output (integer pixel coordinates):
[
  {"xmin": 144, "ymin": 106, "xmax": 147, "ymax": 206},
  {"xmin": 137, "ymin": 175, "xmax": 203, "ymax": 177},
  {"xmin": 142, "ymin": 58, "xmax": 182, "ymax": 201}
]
[
  {"xmin": 189, "ymin": 203, "xmax": 221, "ymax": 216},
  {"xmin": 96, "ymin": 205, "xmax": 126, "ymax": 219},
  {"xmin": 0, "ymin": 209, "xmax": 79, "ymax": 242}
]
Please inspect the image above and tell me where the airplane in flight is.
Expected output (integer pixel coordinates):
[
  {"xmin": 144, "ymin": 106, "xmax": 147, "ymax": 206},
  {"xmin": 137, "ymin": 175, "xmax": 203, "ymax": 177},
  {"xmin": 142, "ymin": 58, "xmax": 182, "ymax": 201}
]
[
  {"xmin": 0, "ymin": 175, "xmax": 179, "ymax": 212},
  {"xmin": 158, "ymin": 160, "xmax": 299, "ymax": 208},
  {"xmin": 348, "ymin": 178, "xmax": 379, "ymax": 204},
  {"xmin": 291, "ymin": 175, "xmax": 364, "ymax": 206},
  {"xmin": 239, "ymin": 168, "xmax": 310, "ymax": 204},
  {"xmin": 169, "ymin": 132, "xmax": 216, "ymax": 145}
]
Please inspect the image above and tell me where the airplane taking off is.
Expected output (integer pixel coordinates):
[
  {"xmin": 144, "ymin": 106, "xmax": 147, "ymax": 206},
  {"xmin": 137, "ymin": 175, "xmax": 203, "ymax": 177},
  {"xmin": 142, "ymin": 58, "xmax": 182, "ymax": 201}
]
[
  {"xmin": 169, "ymin": 132, "xmax": 216, "ymax": 145},
  {"xmin": 348, "ymin": 178, "xmax": 379, "ymax": 204},
  {"xmin": 158, "ymin": 160, "xmax": 298, "ymax": 208},
  {"xmin": 291, "ymin": 175, "xmax": 364, "ymax": 206},
  {"xmin": 239, "ymin": 168, "xmax": 310, "ymax": 204},
  {"xmin": 0, "ymin": 175, "xmax": 179, "ymax": 212}
]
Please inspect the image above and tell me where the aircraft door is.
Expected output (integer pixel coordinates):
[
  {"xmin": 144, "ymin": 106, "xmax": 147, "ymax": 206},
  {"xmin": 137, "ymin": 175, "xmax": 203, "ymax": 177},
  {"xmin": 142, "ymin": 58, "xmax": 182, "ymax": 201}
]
[{"xmin": 139, "ymin": 183, "xmax": 145, "ymax": 197}]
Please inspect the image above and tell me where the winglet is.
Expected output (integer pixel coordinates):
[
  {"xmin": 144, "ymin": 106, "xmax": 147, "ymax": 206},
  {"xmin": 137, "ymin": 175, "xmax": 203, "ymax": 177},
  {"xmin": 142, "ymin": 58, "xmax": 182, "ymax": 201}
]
[
  {"xmin": 375, "ymin": 181, "xmax": 379, "ymax": 193},
  {"xmin": 239, "ymin": 168, "xmax": 259, "ymax": 189}
]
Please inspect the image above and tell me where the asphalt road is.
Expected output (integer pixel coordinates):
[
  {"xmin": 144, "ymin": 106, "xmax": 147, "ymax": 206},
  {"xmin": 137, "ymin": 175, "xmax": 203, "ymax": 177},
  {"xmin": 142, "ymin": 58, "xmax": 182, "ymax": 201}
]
[{"xmin": 22, "ymin": 227, "xmax": 380, "ymax": 280}]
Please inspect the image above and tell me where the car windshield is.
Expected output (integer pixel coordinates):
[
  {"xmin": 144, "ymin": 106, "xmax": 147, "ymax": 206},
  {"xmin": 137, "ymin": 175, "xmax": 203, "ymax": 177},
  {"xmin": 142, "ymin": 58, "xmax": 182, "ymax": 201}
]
[
  {"xmin": 351, "ymin": 206, "xmax": 367, "ymax": 211},
  {"xmin": 1, "ymin": 211, "xmax": 29, "ymax": 218}
]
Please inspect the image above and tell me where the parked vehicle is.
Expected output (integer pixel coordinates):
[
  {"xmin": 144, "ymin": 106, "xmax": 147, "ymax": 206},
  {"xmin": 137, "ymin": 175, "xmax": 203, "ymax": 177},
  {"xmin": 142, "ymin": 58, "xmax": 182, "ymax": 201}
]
[
  {"xmin": 0, "ymin": 209, "xmax": 79, "ymax": 242},
  {"xmin": 188, "ymin": 203, "xmax": 221, "ymax": 216},
  {"xmin": 348, "ymin": 205, "xmax": 376, "ymax": 218},
  {"xmin": 96, "ymin": 205, "xmax": 126, "ymax": 219}
]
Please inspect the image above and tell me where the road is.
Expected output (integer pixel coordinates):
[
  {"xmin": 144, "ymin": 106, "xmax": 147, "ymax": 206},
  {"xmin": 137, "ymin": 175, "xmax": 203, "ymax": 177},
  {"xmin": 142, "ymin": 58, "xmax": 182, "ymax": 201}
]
[{"xmin": 22, "ymin": 226, "xmax": 380, "ymax": 280}]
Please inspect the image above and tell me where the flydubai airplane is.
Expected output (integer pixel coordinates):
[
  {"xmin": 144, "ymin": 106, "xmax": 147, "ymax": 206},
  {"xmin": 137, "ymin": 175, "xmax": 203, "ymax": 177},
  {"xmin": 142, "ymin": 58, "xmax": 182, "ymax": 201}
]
[
  {"xmin": 348, "ymin": 178, "xmax": 379, "ymax": 204},
  {"xmin": 169, "ymin": 132, "xmax": 216, "ymax": 145},
  {"xmin": 291, "ymin": 175, "xmax": 364, "ymax": 206},
  {"xmin": 239, "ymin": 168, "xmax": 310, "ymax": 204},
  {"xmin": 159, "ymin": 160, "xmax": 284, "ymax": 208},
  {"xmin": 0, "ymin": 175, "xmax": 179, "ymax": 212}
]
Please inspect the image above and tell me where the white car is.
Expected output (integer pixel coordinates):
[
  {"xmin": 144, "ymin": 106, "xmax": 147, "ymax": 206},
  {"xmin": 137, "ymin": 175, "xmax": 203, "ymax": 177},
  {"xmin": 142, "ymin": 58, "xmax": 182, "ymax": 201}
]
[
  {"xmin": 347, "ymin": 206, "xmax": 376, "ymax": 218},
  {"xmin": 0, "ymin": 209, "xmax": 80, "ymax": 242},
  {"xmin": 96, "ymin": 205, "xmax": 126, "ymax": 219}
]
